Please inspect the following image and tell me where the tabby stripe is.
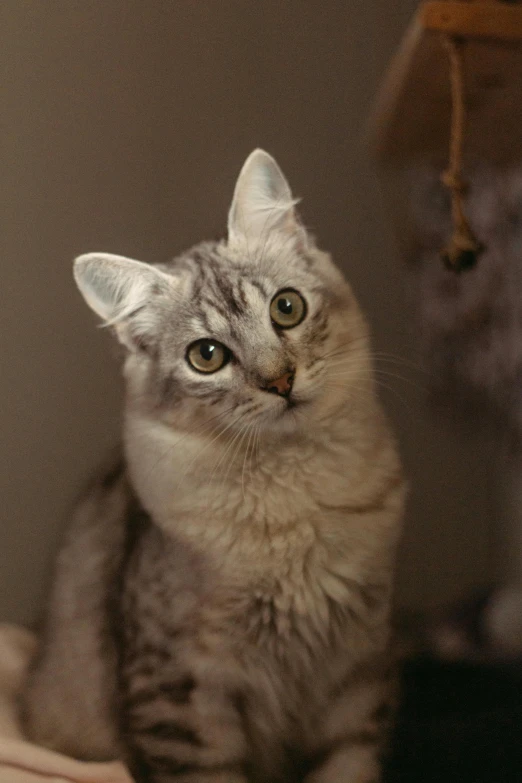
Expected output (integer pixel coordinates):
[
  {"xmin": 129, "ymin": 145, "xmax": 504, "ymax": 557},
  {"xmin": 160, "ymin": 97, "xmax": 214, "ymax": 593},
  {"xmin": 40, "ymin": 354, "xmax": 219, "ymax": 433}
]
[
  {"xmin": 145, "ymin": 755, "xmax": 199, "ymax": 775},
  {"xmin": 146, "ymin": 755, "xmax": 240, "ymax": 778},
  {"xmin": 126, "ymin": 690, "xmax": 191, "ymax": 712},
  {"xmin": 250, "ymin": 278, "xmax": 269, "ymax": 297},
  {"xmin": 127, "ymin": 677, "xmax": 195, "ymax": 706},
  {"xmin": 135, "ymin": 720, "xmax": 202, "ymax": 745},
  {"xmin": 158, "ymin": 678, "xmax": 196, "ymax": 701},
  {"xmin": 372, "ymin": 699, "xmax": 393, "ymax": 724},
  {"xmin": 237, "ymin": 278, "xmax": 248, "ymax": 308}
]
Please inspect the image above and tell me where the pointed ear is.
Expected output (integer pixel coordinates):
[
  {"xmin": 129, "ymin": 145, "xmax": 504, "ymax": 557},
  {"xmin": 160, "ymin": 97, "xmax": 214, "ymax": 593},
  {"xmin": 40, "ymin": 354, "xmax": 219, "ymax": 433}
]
[
  {"xmin": 227, "ymin": 149, "xmax": 305, "ymax": 246},
  {"xmin": 73, "ymin": 253, "xmax": 172, "ymax": 352}
]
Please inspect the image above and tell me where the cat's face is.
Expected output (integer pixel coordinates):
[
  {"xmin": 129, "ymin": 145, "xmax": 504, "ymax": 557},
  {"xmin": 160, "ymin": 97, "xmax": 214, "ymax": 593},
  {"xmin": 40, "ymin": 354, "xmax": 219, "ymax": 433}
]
[{"xmin": 74, "ymin": 150, "xmax": 369, "ymax": 438}]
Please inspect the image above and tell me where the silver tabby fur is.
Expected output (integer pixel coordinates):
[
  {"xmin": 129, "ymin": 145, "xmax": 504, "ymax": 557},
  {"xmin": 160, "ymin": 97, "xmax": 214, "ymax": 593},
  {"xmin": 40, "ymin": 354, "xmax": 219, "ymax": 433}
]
[{"xmin": 23, "ymin": 150, "xmax": 406, "ymax": 783}]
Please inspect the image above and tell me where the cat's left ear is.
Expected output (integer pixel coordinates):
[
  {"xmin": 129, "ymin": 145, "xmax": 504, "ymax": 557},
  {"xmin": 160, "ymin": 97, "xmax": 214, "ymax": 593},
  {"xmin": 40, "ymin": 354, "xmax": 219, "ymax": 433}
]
[{"xmin": 227, "ymin": 149, "xmax": 306, "ymax": 247}]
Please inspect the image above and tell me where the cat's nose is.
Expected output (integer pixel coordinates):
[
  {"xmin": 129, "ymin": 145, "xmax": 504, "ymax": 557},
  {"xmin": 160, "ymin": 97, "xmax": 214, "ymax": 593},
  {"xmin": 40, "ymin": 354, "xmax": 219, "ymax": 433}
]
[{"xmin": 263, "ymin": 371, "xmax": 294, "ymax": 398}]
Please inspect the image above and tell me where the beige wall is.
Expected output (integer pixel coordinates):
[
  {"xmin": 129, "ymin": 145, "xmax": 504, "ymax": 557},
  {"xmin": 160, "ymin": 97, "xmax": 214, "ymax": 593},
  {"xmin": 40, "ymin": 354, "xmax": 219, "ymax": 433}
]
[{"xmin": 1, "ymin": 1, "xmax": 497, "ymax": 625}]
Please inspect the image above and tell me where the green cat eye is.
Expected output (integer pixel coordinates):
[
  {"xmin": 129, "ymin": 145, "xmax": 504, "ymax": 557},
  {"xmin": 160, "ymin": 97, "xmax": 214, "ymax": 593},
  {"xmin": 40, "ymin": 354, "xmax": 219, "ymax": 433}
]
[
  {"xmin": 187, "ymin": 339, "xmax": 229, "ymax": 374},
  {"xmin": 270, "ymin": 289, "xmax": 306, "ymax": 329}
]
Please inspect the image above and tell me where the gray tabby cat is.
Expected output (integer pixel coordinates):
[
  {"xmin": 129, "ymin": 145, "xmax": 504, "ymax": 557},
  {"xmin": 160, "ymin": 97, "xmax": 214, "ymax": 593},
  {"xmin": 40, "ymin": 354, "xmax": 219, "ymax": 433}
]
[{"xmin": 23, "ymin": 150, "xmax": 406, "ymax": 783}]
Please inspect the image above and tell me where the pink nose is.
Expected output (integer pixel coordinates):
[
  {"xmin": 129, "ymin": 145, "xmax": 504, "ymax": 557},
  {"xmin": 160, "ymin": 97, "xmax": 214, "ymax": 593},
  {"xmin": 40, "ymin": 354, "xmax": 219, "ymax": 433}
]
[{"xmin": 265, "ymin": 371, "xmax": 294, "ymax": 398}]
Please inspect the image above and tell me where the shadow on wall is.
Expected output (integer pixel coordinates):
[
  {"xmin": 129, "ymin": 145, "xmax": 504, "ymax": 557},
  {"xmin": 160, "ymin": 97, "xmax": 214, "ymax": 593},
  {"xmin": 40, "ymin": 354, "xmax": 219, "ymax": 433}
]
[{"xmin": 1, "ymin": 0, "xmax": 494, "ymax": 624}]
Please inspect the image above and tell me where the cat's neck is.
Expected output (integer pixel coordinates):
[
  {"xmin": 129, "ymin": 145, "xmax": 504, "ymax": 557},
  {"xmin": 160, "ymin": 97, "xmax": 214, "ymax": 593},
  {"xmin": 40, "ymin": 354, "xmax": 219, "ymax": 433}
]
[
  {"xmin": 124, "ymin": 394, "xmax": 388, "ymax": 538},
  {"xmin": 123, "ymin": 397, "xmax": 401, "ymax": 615}
]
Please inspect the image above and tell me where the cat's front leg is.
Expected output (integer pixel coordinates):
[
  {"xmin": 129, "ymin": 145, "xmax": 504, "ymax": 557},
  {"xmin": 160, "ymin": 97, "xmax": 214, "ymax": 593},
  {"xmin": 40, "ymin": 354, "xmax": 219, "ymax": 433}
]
[
  {"xmin": 304, "ymin": 664, "xmax": 393, "ymax": 783},
  {"xmin": 305, "ymin": 742, "xmax": 381, "ymax": 783},
  {"xmin": 125, "ymin": 676, "xmax": 250, "ymax": 783}
]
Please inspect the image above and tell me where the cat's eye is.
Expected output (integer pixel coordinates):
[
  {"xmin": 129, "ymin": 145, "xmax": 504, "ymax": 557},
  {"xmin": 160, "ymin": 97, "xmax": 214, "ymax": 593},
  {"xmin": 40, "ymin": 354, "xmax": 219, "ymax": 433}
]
[
  {"xmin": 187, "ymin": 339, "xmax": 229, "ymax": 373},
  {"xmin": 270, "ymin": 289, "xmax": 306, "ymax": 329}
]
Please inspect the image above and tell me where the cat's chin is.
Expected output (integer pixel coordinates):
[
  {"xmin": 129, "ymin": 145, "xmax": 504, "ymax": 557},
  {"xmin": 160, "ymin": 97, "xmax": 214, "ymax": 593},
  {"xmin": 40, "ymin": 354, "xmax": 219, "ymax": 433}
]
[
  {"xmin": 257, "ymin": 397, "xmax": 314, "ymax": 436},
  {"xmin": 262, "ymin": 414, "xmax": 300, "ymax": 436}
]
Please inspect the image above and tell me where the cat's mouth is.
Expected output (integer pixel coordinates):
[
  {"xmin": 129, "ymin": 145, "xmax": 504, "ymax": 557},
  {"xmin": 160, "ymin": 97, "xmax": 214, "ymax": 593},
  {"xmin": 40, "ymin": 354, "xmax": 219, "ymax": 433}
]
[
  {"xmin": 258, "ymin": 385, "xmax": 310, "ymax": 424},
  {"xmin": 262, "ymin": 394, "xmax": 298, "ymax": 422},
  {"xmin": 277, "ymin": 395, "xmax": 303, "ymax": 416}
]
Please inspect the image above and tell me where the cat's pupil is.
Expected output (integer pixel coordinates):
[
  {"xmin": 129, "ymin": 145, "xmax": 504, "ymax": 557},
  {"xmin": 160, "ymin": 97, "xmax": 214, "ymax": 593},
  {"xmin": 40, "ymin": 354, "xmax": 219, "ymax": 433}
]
[
  {"xmin": 200, "ymin": 343, "xmax": 215, "ymax": 362},
  {"xmin": 277, "ymin": 297, "xmax": 293, "ymax": 315}
]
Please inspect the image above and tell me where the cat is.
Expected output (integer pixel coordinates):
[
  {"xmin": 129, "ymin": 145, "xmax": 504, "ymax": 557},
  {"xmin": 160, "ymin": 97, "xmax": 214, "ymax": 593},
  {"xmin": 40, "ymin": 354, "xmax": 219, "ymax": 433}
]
[{"xmin": 22, "ymin": 149, "xmax": 406, "ymax": 783}]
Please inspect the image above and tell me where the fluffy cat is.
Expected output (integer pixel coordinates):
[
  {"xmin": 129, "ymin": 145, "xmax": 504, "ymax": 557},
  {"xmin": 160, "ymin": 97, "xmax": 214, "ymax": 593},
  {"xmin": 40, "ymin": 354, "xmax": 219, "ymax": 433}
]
[{"xmin": 22, "ymin": 150, "xmax": 406, "ymax": 783}]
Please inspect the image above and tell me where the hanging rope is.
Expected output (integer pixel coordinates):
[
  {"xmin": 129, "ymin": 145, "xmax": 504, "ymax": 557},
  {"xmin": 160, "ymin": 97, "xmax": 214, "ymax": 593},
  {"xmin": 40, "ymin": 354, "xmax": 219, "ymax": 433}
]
[{"xmin": 440, "ymin": 35, "xmax": 484, "ymax": 272}]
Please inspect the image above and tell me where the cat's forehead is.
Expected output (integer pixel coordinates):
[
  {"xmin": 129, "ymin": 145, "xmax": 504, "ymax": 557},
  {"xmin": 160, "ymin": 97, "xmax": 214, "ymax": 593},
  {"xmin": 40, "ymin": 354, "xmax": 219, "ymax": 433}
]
[
  {"xmin": 167, "ymin": 240, "xmax": 320, "ymax": 296},
  {"xmin": 158, "ymin": 240, "xmax": 325, "ymax": 345}
]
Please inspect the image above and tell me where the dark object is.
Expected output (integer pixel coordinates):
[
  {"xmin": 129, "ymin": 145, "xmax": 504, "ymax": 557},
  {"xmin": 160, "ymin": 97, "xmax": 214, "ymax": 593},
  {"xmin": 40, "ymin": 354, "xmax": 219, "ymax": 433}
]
[
  {"xmin": 442, "ymin": 241, "xmax": 484, "ymax": 272},
  {"xmin": 385, "ymin": 657, "xmax": 522, "ymax": 783}
]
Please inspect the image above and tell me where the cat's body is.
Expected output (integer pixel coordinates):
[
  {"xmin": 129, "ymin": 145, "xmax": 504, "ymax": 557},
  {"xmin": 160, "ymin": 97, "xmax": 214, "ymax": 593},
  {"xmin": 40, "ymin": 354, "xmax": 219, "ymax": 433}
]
[{"xmin": 23, "ymin": 151, "xmax": 405, "ymax": 782}]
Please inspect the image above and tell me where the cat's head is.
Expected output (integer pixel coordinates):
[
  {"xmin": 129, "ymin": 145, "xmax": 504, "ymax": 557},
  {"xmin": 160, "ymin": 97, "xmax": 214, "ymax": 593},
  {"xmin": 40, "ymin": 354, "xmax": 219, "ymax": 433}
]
[{"xmin": 74, "ymin": 150, "xmax": 370, "ymax": 439}]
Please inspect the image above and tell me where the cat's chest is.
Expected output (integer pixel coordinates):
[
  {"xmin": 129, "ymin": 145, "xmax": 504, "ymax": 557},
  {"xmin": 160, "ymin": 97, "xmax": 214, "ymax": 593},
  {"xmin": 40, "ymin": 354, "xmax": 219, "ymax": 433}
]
[
  {"xmin": 121, "ymin": 507, "xmax": 385, "ymax": 730},
  {"xmin": 122, "ymin": 521, "xmax": 351, "ymax": 681},
  {"xmin": 165, "ymin": 440, "xmax": 350, "ymax": 538},
  {"xmin": 123, "ymin": 502, "xmax": 364, "ymax": 671},
  {"xmin": 167, "ymin": 461, "xmax": 350, "ymax": 596},
  {"xmin": 127, "ymin": 432, "xmax": 379, "ymax": 645}
]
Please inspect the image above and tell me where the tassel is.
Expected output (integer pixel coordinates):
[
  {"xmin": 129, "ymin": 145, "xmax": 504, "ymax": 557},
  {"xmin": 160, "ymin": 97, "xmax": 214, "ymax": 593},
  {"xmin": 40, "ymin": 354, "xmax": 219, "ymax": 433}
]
[{"xmin": 440, "ymin": 35, "xmax": 484, "ymax": 272}]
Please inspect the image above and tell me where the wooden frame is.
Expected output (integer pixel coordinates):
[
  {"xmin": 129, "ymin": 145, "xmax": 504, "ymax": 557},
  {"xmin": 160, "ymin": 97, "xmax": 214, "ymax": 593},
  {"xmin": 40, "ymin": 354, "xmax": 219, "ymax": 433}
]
[
  {"xmin": 369, "ymin": 1, "xmax": 522, "ymax": 165},
  {"xmin": 423, "ymin": 2, "xmax": 522, "ymax": 42}
]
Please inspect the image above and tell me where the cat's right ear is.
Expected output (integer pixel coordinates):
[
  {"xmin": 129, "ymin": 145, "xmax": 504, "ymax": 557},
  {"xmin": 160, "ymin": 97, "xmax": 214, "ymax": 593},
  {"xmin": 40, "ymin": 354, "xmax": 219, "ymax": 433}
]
[
  {"xmin": 73, "ymin": 253, "xmax": 172, "ymax": 351},
  {"xmin": 227, "ymin": 149, "xmax": 305, "ymax": 248}
]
